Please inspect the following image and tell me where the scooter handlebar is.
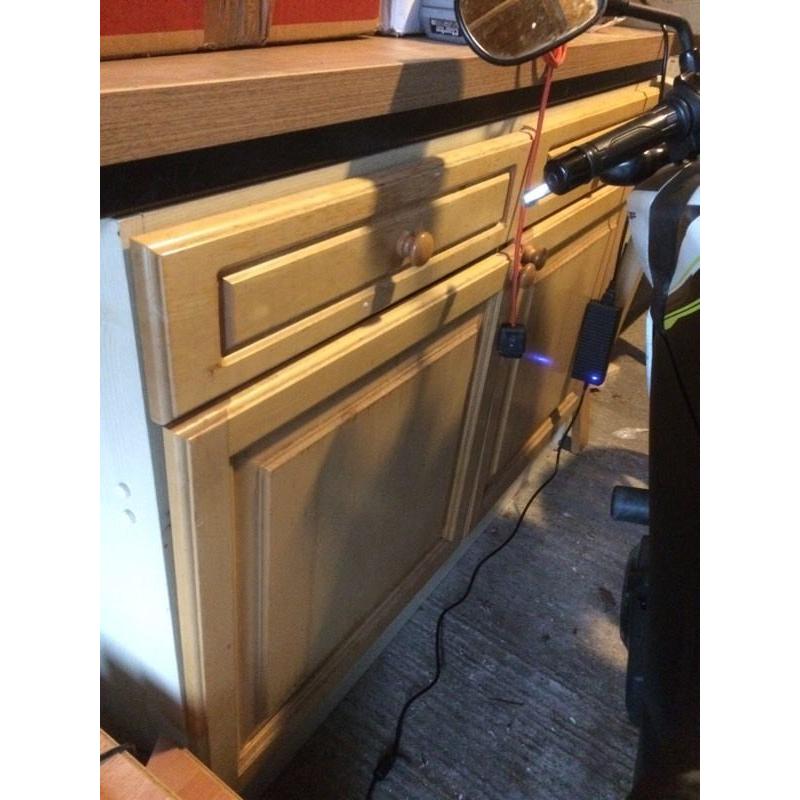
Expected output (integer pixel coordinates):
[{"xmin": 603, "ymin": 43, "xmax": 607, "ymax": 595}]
[{"xmin": 543, "ymin": 91, "xmax": 696, "ymax": 195}]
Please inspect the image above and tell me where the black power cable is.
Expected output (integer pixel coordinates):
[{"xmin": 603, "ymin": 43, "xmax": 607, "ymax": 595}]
[
  {"xmin": 639, "ymin": 0, "xmax": 669, "ymax": 101},
  {"xmin": 100, "ymin": 743, "xmax": 137, "ymax": 763},
  {"xmin": 659, "ymin": 25, "xmax": 670, "ymax": 102},
  {"xmin": 366, "ymin": 383, "xmax": 589, "ymax": 799}
]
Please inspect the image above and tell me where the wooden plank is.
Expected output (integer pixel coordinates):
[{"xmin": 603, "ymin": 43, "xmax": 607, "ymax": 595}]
[
  {"xmin": 100, "ymin": 731, "xmax": 181, "ymax": 800},
  {"xmin": 101, "ymin": 27, "xmax": 671, "ymax": 164},
  {"xmin": 162, "ymin": 415, "xmax": 241, "ymax": 783},
  {"xmin": 223, "ymin": 254, "xmax": 508, "ymax": 454},
  {"xmin": 147, "ymin": 738, "xmax": 243, "ymax": 800},
  {"xmin": 114, "ymin": 81, "xmax": 653, "ymax": 243}
]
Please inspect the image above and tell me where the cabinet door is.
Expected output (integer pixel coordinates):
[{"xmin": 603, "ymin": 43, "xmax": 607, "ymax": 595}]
[
  {"xmin": 468, "ymin": 189, "xmax": 627, "ymax": 522},
  {"xmin": 163, "ymin": 255, "xmax": 505, "ymax": 787}
]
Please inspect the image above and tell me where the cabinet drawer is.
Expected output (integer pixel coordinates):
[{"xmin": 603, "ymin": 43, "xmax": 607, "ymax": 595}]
[
  {"xmin": 130, "ymin": 135, "xmax": 529, "ymax": 424},
  {"xmin": 522, "ymin": 83, "xmax": 659, "ymax": 227},
  {"xmin": 163, "ymin": 254, "xmax": 507, "ymax": 786}
]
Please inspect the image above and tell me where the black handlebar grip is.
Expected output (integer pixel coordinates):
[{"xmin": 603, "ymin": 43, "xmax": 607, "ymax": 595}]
[
  {"xmin": 611, "ymin": 486, "xmax": 650, "ymax": 526},
  {"xmin": 544, "ymin": 98, "xmax": 692, "ymax": 195}
]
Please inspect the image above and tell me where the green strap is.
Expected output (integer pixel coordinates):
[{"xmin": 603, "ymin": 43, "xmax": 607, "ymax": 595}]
[{"xmin": 664, "ymin": 298, "xmax": 700, "ymax": 331}]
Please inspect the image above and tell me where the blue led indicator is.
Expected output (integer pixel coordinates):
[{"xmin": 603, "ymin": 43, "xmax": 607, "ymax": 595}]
[{"xmin": 526, "ymin": 352, "xmax": 554, "ymax": 366}]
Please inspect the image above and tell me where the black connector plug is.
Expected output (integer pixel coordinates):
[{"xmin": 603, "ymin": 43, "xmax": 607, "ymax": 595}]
[{"xmin": 497, "ymin": 323, "xmax": 527, "ymax": 358}]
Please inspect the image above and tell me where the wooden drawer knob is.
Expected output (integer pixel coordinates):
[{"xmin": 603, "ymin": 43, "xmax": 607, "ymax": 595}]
[
  {"xmin": 521, "ymin": 244, "xmax": 549, "ymax": 270},
  {"xmin": 397, "ymin": 230, "xmax": 435, "ymax": 267}
]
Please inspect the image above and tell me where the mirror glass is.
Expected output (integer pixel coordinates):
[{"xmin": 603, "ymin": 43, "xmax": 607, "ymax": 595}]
[{"xmin": 457, "ymin": 0, "xmax": 604, "ymax": 64}]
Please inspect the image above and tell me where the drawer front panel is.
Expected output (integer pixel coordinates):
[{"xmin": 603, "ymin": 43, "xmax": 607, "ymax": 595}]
[
  {"xmin": 221, "ymin": 173, "xmax": 510, "ymax": 350},
  {"xmin": 521, "ymin": 83, "xmax": 659, "ymax": 228},
  {"xmin": 131, "ymin": 135, "xmax": 530, "ymax": 423}
]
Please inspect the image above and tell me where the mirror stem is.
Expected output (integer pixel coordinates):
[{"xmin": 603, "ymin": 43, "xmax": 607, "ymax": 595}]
[{"xmin": 604, "ymin": 0, "xmax": 699, "ymax": 73}]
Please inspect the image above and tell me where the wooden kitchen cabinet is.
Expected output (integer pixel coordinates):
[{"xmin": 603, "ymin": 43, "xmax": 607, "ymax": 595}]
[{"xmin": 101, "ymin": 32, "xmax": 667, "ymax": 792}]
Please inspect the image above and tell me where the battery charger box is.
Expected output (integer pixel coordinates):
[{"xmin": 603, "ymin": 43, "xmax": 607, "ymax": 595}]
[
  {"xmin": 570, "ymin": 299, "xmax": 622, "ymax": 385},
  {"xmin": 420, "ymin": 0, "xmax": 466, "ymax": 43}
]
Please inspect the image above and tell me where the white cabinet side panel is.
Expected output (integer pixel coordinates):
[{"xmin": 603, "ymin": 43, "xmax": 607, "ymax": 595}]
[{"xmin": 100, "ymin": 218, "xmax": 186, "ymax": 749}]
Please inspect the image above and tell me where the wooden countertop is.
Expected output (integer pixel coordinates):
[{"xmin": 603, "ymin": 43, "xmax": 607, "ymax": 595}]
[{"xmin": 101, "ymin": 26, "xmax": 670, "ymax": 166}]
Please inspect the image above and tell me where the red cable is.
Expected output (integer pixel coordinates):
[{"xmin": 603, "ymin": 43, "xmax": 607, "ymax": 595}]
[
  {"xmin": 509, "ymin": 45, "xmax": 567, "ymax": 326},
  {"xmin": 545, "ymin": 44, "xmax": 568, "ymax": 68}
]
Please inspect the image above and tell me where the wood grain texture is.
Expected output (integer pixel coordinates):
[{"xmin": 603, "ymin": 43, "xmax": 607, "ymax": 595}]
[
  {"xmin": 147, "ymin": 738, "xmax": 243, "ymax": 799},
  {"xmin": 238, "ymin": 318, "xmax": 481, "ymax": 749},
  {"xmin": 234, "ymin": 317, "xmax": 492, "ymax": 785},
  {"xmin": 221, "ymin": 173, "xmax": 510, "ymax": 349},
  {"xmin": 493, "ymin": 218, "xmax": 620, "ymax": 476},
  {"xmin": 101, "ymin": 27, "xmax": 671, "ymax": 164},
  {"xmin": 205, "ymin": 0, "xmax": 269, "ymax": 48},
  {"xmin": 129, "ymin": 84, "xmax": 651, "ymax": 426},
  {"xmin": 116, "ymin": 80, "xmax": 654, "ymax": 246},
  {"xmin": 100, "ymin": 731, "xmax": 181, "ymax": 800}
]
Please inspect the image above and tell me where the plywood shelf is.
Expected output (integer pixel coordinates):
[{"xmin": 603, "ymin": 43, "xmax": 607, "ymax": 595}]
[{"xmin": 101, "ymin": 26, "xmax": 669, "ymax": 165}]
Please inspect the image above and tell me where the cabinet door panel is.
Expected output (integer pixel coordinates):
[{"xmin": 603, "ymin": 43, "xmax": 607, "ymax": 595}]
[
  {"xmin": 248, "ymin": 325, "xmax": 478, "ymax": 721},
  {"xmin": 493, "ymin": 221, "xmax": 619, "ymax": 474},
  {"xmin": 468, "ymin": 196, "xmax": 626, "ymax": 523},
  {"xmin": 163, "ymin": 255, "xmax": 506, "ymax": 786}
]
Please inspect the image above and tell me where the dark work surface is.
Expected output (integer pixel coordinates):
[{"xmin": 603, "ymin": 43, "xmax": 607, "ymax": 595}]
[
  {"xmin": 250, "ymin": 317, "xmax": 650, "ymax": 800},
  {"xmin": 101, "ymin": 62, "xmax": 660, "ymax": 217}
]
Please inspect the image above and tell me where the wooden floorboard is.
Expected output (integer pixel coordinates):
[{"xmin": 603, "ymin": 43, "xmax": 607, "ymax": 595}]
[{"xmin": 258, "ymin": 316, "xmax": 650, "ymax": 800}]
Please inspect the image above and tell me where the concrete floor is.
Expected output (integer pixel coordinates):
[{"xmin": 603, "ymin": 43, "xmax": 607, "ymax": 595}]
[{"xmin": 261, "ymin": 315, "xmax": 650, "ymax": 800}]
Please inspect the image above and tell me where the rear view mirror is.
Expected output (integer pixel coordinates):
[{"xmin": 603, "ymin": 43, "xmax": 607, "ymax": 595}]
[{"xmin": 455, "ymin": 0, "xmax": 607, "ymax": 65}]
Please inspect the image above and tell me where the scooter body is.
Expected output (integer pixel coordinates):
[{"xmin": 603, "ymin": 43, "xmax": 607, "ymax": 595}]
[{"xmin": 620, "ymin": 162, "xmax": 700, "ymax": 798}]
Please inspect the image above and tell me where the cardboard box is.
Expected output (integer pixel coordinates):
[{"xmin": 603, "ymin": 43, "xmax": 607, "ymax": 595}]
[
  {"xmin": 100, "ymin": 0, "xmax": 268, "ymax": 59},
  {"xmin": 420, "ymin": 0, "xmax": 466, "ymax": 43},
  {"xmin": 101, "ymin": 1, "xmax": 380, "ymax": 60},
  {"xmin": 269, "ymin": 0, "xmax": 379, "ymax": 43}
]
